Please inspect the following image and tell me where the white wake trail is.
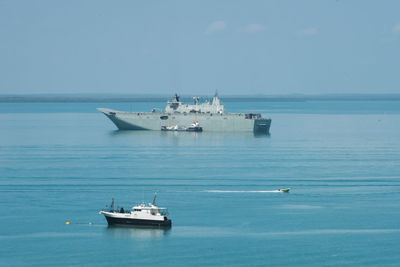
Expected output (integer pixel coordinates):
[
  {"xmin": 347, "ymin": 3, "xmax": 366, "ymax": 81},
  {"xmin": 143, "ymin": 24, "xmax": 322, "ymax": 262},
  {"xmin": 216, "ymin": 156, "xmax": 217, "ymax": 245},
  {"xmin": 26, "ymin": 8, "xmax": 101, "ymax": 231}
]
[{"xmin": 204, "ymin": 190, "xmax": 281, "ymax": 193}]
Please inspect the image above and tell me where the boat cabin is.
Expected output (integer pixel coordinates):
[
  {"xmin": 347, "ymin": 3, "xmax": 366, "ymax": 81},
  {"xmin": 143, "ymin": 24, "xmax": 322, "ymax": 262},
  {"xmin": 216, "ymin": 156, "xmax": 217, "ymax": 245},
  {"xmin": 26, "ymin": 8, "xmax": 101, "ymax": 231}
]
[{"xmin": 132, "ymin": 204, "xmax": 168, "ymax": 216}]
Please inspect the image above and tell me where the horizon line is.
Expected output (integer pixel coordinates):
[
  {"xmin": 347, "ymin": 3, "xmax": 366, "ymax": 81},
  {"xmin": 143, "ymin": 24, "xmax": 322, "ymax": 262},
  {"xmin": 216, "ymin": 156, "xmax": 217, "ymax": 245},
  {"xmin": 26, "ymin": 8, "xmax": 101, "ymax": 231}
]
[{"xmin": 1, "ymin": 93, "xmax": 400, "ymax": 103}]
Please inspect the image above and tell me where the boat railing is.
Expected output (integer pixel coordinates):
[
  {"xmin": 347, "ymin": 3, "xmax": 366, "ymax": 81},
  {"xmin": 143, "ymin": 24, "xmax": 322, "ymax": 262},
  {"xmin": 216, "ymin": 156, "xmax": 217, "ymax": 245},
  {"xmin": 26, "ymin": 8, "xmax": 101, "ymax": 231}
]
[{"xmin": 101, "ymin": 207, "xmax": 130, "ymax": 213}]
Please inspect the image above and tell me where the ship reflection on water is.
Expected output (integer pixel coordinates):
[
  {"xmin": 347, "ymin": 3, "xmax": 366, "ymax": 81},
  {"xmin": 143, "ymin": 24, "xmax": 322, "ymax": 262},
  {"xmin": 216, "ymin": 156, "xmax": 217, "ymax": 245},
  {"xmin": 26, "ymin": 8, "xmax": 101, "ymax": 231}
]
[
  {"xmin": 109, "ymin": 130, "xmax": 270, "ymax": 139},
  {"xmin": 104, "ymin": 226, "xmax": 171, "ymax": 239},
  {"xmin": 253, "ymin": 131, "xmax": 271, "ymax": 138},
  {"xmin": 108, "ymin": 130, "xmax": 270, "ymax": 148}
]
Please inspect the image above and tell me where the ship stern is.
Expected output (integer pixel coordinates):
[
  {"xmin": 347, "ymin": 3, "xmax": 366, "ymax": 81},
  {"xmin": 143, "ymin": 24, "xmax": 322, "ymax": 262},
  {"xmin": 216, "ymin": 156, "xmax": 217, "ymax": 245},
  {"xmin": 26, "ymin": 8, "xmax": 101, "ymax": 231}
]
[{"xmin": 254, "ymin": 118, "xmax": 271, "ymax": 134}]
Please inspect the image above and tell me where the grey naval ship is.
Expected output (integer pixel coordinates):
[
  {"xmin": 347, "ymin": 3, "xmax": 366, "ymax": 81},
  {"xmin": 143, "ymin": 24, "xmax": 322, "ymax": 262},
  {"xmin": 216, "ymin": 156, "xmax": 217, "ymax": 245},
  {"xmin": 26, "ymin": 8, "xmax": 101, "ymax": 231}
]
[{"xmin": 97, "ymin": 93, "xmax": 271, "ymax": 133}]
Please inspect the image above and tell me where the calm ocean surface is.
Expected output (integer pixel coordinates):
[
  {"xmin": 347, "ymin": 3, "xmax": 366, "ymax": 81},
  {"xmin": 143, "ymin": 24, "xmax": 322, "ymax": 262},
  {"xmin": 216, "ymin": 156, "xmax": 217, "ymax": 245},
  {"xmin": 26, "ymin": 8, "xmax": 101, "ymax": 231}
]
[{"xmin": 1, "ymin": 100, "xmax": 400, "ymax": 266}]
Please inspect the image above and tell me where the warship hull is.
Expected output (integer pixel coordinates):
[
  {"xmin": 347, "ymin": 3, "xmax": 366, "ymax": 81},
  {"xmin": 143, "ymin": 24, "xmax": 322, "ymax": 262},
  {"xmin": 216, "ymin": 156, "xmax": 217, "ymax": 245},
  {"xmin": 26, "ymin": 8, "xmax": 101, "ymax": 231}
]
[{"xmin": 97, "ymin": 108, "xmax": 271, "ymax": 133}]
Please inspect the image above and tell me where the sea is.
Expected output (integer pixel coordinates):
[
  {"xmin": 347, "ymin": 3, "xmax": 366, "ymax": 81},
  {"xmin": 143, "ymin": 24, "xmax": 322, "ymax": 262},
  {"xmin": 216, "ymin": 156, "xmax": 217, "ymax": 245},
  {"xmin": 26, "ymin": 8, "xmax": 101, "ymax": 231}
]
[{"xmin": 1, "ymin": 100, "xmax": 400, "ymax": 266}]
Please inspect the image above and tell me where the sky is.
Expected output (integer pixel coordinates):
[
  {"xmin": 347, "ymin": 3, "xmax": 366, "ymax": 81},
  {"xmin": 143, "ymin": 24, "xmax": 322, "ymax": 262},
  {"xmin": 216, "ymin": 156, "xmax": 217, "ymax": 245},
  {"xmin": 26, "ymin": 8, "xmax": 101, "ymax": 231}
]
[{"xmin": 0, "ymin": 0, "xmax": 400, "ymax": 95}]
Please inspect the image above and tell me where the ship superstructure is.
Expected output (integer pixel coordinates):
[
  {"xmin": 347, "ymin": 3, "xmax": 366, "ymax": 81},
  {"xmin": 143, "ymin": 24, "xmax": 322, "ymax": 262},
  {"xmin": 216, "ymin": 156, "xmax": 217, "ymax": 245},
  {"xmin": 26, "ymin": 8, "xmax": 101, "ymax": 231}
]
[
  {"xmin": 165, "ymin": 94, "xmax": 225, "ymax": 114},
  {"xmin": 97, "ymin": 93, "xmax": 271, "ymax": 133}
]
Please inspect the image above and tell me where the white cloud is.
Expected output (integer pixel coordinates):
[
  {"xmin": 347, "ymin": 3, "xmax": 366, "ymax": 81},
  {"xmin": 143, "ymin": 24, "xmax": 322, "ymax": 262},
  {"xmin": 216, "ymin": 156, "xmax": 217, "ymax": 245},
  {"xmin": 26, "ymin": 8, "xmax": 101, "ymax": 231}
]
[
  {"xmin": 298, "ymin": 27, "xmax": 318, "ymax": 37},
  {"xmin": 205, "ymin": 21, "xmax": 227, "ymax": 34},
  {"xmin": 242, "ymin": 24, "xmax": 265, "ymax": 33},
  {"xmin": 393, "ymin": 23, "xmax": 400, "ymax": 34}
]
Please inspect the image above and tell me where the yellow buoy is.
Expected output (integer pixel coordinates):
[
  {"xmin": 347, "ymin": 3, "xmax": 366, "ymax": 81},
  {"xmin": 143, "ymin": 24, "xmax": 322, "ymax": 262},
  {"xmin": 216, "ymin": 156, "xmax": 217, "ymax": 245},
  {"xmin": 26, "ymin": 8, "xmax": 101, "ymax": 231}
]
[{"xmin": 65, "ymin": 221, "xmax": 71, "ymax": 225}]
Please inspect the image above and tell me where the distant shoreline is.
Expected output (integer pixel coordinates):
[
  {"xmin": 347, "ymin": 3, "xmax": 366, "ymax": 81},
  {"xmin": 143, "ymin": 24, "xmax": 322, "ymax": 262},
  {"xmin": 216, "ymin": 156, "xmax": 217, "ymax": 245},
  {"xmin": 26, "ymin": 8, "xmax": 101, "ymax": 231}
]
[{"xmin": 1, "ymin": 94, "xmax": 400, "ymax": 103}]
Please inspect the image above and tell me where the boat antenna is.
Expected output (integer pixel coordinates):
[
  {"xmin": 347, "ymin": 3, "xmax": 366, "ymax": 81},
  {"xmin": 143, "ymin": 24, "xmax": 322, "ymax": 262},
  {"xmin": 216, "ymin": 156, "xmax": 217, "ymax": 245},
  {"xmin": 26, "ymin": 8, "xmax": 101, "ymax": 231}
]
[
  {"xmin": 111, "ymin": 197, "xmax": 115, "ymax": 212},
  {"xmin": 152, "ymin": 192, "xmax": 157, "ymax": 205}
]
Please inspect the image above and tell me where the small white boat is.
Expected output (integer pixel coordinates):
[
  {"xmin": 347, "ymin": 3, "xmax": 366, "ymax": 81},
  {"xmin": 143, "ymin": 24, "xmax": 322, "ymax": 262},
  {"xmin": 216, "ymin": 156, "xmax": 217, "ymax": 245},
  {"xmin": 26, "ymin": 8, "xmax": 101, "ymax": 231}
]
[
  {"xmin": 161, "ymin": 124, "xmax": 182, "ymax": 131},
  {"xmin": 161, "ymin": 121, "xmax": 203, "ymax": 132},
  {"xmin": 279, "ymin": 188, "xmax": 290, "ymax": 193},
  {"xmin": 186, "ymin": 121, "xmax": 203, "ymax": 132}
]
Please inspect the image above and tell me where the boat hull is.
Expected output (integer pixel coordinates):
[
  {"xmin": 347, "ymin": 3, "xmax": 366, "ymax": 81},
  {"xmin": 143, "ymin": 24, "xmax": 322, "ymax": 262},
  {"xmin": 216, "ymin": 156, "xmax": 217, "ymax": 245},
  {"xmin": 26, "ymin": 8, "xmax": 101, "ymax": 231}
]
[
  {"xmin": 104, "ymin": 214, "xmax": 172, "ymax": 227},
  {"xmin": 97, "ymin": 108, "xmax": 271, "ymax": 133}
]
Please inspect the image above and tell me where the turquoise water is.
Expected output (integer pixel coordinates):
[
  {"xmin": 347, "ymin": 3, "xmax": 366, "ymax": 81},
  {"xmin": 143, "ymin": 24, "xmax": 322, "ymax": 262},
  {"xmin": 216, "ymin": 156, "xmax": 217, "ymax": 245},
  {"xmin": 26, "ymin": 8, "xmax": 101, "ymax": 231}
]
[{"xmin": 1, "ymin": 101, "xmax": 400, "ymax": 266}]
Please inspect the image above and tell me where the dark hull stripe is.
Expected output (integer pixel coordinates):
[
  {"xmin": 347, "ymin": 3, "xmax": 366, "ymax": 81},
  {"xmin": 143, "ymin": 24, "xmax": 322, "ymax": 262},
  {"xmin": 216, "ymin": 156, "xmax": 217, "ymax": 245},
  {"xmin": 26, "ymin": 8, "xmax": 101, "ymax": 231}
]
[{"xmin": 104, "ymin": 215, "xmax": 172, "ymax": 227}]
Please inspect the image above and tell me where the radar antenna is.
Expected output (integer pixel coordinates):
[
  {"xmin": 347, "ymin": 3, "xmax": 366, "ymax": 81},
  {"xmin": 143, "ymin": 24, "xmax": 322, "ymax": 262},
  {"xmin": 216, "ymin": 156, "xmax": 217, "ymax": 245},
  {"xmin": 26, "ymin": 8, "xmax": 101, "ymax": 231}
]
[{"xmin": 173, "ymin": 93, "xmax": 180, "ymax": 102}]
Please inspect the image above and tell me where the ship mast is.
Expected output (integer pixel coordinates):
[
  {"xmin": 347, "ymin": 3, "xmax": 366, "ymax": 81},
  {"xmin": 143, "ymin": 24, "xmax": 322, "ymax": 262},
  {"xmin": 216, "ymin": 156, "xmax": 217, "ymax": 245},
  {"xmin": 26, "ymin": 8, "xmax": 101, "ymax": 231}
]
[
  {"xmin": 111, "ymin": 198, "xmax": 115, "ymax": 212},
  {"xmin": 152, "ymin": 193, "xmax": 157, "ymax": 205}
]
